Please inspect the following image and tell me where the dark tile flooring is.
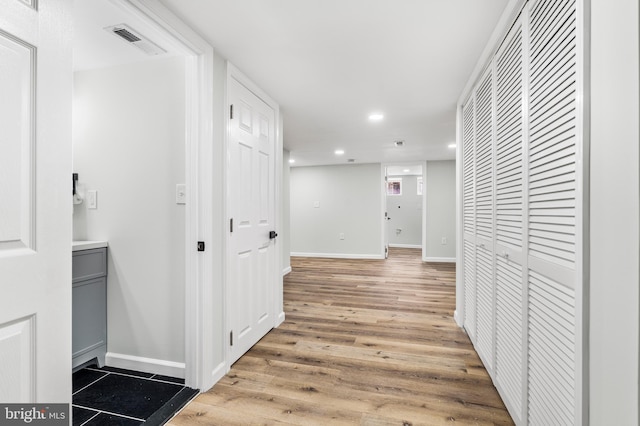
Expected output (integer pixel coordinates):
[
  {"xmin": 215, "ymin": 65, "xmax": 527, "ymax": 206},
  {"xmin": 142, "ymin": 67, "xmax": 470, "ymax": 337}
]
[{"xmin": 72, "ymin": 366, "xmax": 198, "ymax": 426}]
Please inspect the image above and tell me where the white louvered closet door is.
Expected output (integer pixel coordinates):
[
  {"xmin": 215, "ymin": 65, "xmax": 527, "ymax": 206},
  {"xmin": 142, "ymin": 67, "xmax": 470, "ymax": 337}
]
[
  {"xmin": 494, "ymin": 16, "xmax": 525, "ymax": 425},
  {"xmin": 474, "ymin": 67, "xmax": 495, "ymax": 374},
  {"xmin": 462, "ymin": 96, "xmax": 477, "ymax": 342},
  {"xmin": 527, "ymin": 0, "xmax": 581, "ymax": 424}
]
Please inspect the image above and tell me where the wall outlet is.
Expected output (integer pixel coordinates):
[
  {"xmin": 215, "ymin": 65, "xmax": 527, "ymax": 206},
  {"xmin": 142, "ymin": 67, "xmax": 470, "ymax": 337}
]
[
  {"xmin": 87, "ymin": 190, "xmax": 97, "ymax": 209},
  {"xmin": 441, "ymin": 237, "xmax": 447, "ymax": 245},
  {"xmin": 313, "ymin": 201, "xmax": 320, "ymax": 208},
  {"xmin": 339, "ymin": 233, "xmax": 345, "ymax": 240}
]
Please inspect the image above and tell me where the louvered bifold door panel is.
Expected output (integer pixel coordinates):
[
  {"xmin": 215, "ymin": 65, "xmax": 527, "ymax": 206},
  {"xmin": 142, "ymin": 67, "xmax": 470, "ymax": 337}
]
[
  {"xmin": 475, "ymin": 244, "xmax": 494, "ymax": 373},
  {"xmin": 462, "ymin": 96, "xmax": 477, "ymax": 341},
  {"xmin": 496, "ymin": 23, "xmax": 524, "ymax": 252},
  {"xmin": 494, "ymin": 19, "xmax": 525, "ymax": 425},
  {"xmin": 528, "ymin": 0, "xmax": 577, "ymax": 270},
  {"xmin": 462, "ymin": 97, "xmax": 475, "ymax": 238},
  {"xmin": 463, "ymin": 240, "xmax": 477, "ymax": 341},
  {"xmin": 528, "ymin": 271, "xmax": 575, "ymax": 425},
  {"xmin": 475, "ymin": 70, "xmax": 494, "ymax": 241},
  {"xmin": 496, "ymin": 257, "xmax": 524, "ymax": 424}
]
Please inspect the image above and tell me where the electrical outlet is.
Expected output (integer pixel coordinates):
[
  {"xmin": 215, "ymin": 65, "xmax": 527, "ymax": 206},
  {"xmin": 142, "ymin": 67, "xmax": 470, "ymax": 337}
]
[
  {"xmin": 313, "ymin": 201, "xmax": 320, "ymax": 208},
  {"xmin": 339, "ymin": 233, "xmax": 345, "ymax": 240},
  {"xmin": 441, "ymin": 237, "xmax": 447, "ymax": 245}
]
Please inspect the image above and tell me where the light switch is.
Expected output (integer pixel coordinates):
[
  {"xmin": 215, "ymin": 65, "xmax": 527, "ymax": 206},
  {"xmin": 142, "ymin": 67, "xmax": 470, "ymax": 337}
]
[
  {"xmin": 176, "ymin": 184, "xmax": 186, "ymax": 204},
  {"xmin": 87, "ymin": 190, "xmax": 97, "ymax": 209}
]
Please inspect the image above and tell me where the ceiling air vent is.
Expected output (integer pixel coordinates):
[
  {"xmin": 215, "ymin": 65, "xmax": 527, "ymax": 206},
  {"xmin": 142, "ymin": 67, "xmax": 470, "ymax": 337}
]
[{"xmin": 105, "ymin": 24, "xmax": 166, "ymax": 56}]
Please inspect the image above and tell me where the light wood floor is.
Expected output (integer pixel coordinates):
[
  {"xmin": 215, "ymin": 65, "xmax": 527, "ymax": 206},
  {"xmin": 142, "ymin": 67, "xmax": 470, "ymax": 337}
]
[{"xmin": 169, "ymin": 248, "xmax": 513, "ymax": 425}]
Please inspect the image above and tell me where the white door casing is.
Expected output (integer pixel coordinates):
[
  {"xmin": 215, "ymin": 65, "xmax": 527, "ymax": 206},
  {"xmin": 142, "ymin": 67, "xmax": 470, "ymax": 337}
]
[
  {"xmin": 0, "ymin": 0, "xmax": 73, "ymax": 403},
  {"xmin": 227, "ymin": 69, "xmax": 278, "ymax": 365}
]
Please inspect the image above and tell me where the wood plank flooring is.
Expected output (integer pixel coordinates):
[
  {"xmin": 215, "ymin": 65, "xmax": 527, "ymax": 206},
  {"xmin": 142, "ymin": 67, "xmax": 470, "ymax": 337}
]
[{"xmin": 169, "ymin": 248, "xmax": 514, "ymax": 425}]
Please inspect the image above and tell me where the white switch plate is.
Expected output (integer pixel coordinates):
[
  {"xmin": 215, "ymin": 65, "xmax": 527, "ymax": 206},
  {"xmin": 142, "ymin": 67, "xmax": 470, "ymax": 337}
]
[
  {"xmin": 87, "ymin": 190, "xmax": 97, "ymax": 209},
  {"xmin": 339, "ymin": 233, "xmax": 345, "ymax": 240},
  {"xmin": 176, "ymin": 184, "xmax": 186, "ymax": 204},
  {"xmin": 313, "ymin": 201, "xmax": 320, "ymax": 208},
  {"xmin": 441, "ymin": 237, "xmax": 447, "ymax": 245}
]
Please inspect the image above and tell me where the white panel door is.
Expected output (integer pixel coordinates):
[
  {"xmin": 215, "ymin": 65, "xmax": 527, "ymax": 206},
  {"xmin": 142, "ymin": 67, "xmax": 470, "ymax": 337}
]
[
  {"xmin": 0, "ymin": 0, "xmax": 72, "ymax": 403},
  {"xmin": 228, "ymin": 77, "xmax": 276, "ymax": 365}
]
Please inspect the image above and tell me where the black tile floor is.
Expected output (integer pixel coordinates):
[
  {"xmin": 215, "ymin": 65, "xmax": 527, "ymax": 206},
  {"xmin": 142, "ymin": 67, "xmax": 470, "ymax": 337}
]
[{"xmin": 72, "ymin": 366, "xmax": 198, "ymax": 426}]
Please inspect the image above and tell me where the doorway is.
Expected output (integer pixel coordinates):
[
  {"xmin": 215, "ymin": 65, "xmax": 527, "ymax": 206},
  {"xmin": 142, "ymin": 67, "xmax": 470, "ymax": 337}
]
[{"xmin": 383, "ymin": 163, "xmax": 426, "ymax": 259}]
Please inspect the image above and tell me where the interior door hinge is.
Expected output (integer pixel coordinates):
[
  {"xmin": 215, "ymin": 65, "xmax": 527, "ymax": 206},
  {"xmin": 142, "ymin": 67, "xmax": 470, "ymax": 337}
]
[
  {"xmin": 230, "ymin": 218, "xmax": 233, "ymax": 233},
  {"xmin": 230, "ymin": 104, "xmax": 234, "ymax": 119},
  {"xmin": 230, "ymin": 331, "xmax": 233, "ymax": 346}
]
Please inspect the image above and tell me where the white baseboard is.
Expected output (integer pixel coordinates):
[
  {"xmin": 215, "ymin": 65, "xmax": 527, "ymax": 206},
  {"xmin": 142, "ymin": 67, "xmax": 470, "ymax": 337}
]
[
  {"xmin": 454, "ymin": 310, "xmax": 463, "ymax": 327},
  {"xmin": 291, "ymin": 252, "xmax": 384, "ymax": 260},
  {"xmin": 105, "ymin": 352, "xmax": 185, "ymax": 379},
  {"xmin": 423, "ymin": 256, "xmax": 456, "ymax": 263},
  {"xmin": 209, "ymin": 361, "xmax": 226, "ymax": 389},
  {"xmin": 282, "ymin": 266, "xmax": 292, "ymax": 276},
  {"xmin": 275, "ymin": 311, "xmax": 286, "ymax": 327},
  {"xmin": 389, "ymin": 244, "xmax": 422, "ymax": 249}
]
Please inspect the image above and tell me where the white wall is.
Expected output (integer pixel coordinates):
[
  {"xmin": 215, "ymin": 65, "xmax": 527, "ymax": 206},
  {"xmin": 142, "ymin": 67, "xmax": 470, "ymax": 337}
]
[
  {"xmin": 290, "ymin": 164, "xmax": 383, "ymax": 258},
  {"xmin": 282, "ymin": 149, "xmax": 291, "ymax": 273},
  {"xmin": 590, "ymin": 0, "xmax": 639, "ymax": 423},
  {"xmin": 73, "ymin": 57, "xmax": 186, "ymax": 368},
  {"xmin": 387, "ymin": 175, "xmax": 422, "ymax": 247},
  {"xmin": 425, "ymin": 160, "xmax": 456, "ymax": 261}
]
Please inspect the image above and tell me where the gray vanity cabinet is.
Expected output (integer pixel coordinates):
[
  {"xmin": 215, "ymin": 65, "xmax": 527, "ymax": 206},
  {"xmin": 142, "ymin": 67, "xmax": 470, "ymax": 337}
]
[{"xmin": 72, "ymin": 247, "xmax": 107, "ymax": 371}]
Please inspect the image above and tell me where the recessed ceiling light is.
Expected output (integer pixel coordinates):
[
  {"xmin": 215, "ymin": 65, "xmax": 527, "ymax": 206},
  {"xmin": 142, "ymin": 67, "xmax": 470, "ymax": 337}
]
[
  {"xmin": 368, "ymin": 113, "xmax": 384, "ymax": 121},
  {"xmin": 448, "ymin": 143, "xmax": 457, "ymax": 149},
  {"xmin": 335, "ymin": 149, "xmax": 345, "ymax": 155},
  {"xmin": 403, "ymin": 169, "xmax": 410, "ymax": 173},
  {"xmin": 289, "ymin": 158, "xmax": 295, "ymax": 164}
]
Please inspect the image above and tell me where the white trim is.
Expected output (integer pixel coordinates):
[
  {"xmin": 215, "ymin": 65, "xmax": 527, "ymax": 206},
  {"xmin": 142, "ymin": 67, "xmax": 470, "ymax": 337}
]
[
  {"xmin": 389, "ymin": 244, "xmax": 421, "ymax": 249},
  {"xmin": 105, "ymin": 352, "xmax": 186, "ymax": 379},
  {"xmin": 113, "ymin": 0, "xmax": 216, "ymax": 392},
  {"xmin": 209, "ymin": 361, "xmax": 226, "ymax": 385},
  {"xmin": 282, "ymin": 266, "xmax": 292, "ymax": 276},
  {"xmin": 291, "ymin": 252, "xmax": 385, "ymax": 260},
  {"xmin": 423, "ymin": 257, "xmax": 456, "ymax": 263},
  {"xmin": 276, "ymin": 311, "xmax": 286, "ymax": 327}
]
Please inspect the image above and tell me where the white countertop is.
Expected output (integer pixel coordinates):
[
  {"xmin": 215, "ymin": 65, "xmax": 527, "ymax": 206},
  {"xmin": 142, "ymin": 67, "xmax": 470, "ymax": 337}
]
[{"xmin": 72, "ymin": 240, "xmax": 108, "ymax": 252}]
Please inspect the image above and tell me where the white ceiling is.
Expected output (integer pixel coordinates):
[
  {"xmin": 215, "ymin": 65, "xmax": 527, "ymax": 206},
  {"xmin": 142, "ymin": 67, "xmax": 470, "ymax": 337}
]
[{"xmin": 74, "ymin": 0, "xmax": 509, "ymax": 167}]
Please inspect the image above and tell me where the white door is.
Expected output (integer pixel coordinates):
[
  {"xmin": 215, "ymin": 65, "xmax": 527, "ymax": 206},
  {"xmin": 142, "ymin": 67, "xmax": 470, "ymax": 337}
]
[
  {"xmin": 227, "ymin": 75, "xmax": 276, "ymax": 365},
  {"xmin": 0, "ymin": 0, "xmax": 73, "ymax": 403}
]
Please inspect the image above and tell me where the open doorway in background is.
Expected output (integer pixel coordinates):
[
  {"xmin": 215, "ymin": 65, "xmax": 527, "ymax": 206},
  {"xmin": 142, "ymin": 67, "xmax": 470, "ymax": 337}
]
[{"xmin": 383, "ymin": 164, "xmax": 425, "ymax": 259}]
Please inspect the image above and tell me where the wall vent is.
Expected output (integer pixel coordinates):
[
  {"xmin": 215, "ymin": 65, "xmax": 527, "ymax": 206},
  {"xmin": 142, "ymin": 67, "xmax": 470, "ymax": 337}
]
[{"xmin": 104, "ymin": 24, "xmax": 166, "ymax": 56}]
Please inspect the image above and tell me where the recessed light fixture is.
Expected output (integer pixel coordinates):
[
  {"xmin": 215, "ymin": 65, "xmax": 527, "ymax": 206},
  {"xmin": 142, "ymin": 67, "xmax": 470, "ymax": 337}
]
[
  {"xmin": 368, "ymin": 113, "xmax": 384, "ymax": 121},
  {"xmin": 448, "ymin": 143, "xmax": 457, "ymax": 149},
  {"xmin": 403, "ymin": 169, "xmax": 410, "ymax": 173},
  {"xmin": 289, "ymin": 158, "xmax": 295, "ymax": 164},
  {"xmin": 335, "ymin": 149, "xmax": 345, "ymax": 155}
]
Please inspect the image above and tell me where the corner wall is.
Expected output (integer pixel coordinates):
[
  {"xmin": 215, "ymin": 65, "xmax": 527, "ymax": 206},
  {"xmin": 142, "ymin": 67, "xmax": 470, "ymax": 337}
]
[
  {"xmin": 73, "ymin": 57, "xmax": 186, "ymax": 371},
  {"xmin": 290, "ymin": 163, "xmax": 383, "ymax": 258},
  {"xmin": 424, "ymin": 160, "xmax": 456, "ymax": 261}
]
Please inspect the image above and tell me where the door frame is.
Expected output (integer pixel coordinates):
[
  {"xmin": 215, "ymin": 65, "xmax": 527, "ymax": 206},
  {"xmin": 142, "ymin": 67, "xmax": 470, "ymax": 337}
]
[
  {"xmin": 112, "ymin": 0, "xmax": 220, "ymax": 391},
  {"xmin": 381, "ymin": 162, "xmax": 427, "ymax": 259},
  {"xmin": 224, "ymin": 63, "xmax": 284, "ymax": 370}
]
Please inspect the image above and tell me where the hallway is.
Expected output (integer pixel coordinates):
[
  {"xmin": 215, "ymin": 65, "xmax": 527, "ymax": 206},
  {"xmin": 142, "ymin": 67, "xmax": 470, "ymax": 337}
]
[{"xmin": 169, "ymin": 248, "xmax": 513, "ymax": 425}]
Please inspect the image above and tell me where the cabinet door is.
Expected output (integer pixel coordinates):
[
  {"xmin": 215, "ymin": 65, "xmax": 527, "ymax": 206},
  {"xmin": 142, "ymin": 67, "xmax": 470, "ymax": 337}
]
[{"xmin": 72, "ymin": 277, "xmax": 106, "ymax": 359}]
